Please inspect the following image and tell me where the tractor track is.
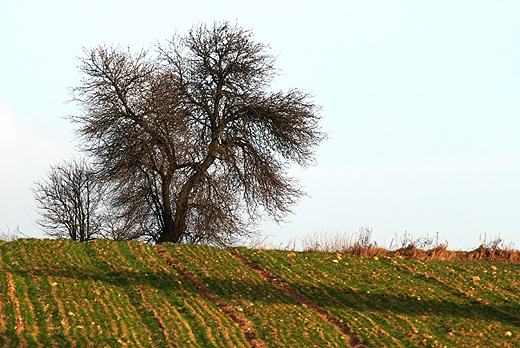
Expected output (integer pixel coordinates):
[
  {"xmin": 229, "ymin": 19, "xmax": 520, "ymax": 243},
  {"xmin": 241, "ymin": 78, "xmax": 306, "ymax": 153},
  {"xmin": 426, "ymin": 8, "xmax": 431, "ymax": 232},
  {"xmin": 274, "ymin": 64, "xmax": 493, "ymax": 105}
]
[
  {"xmin": 155, "ymin": 245, "xmax": 265, "ymax": 348},
  {"xmin": 226, "ymin": 248, "xmax": 368, "ymax": 348}
]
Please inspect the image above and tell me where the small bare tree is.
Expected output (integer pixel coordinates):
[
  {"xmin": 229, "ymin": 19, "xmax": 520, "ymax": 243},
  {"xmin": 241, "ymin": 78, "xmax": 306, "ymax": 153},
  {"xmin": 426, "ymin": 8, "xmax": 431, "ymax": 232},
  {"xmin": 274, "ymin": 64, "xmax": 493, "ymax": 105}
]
[
  {"xmin": 32, "ymin": 158, "xmax": 102, "ymax": 242},
  {"xmin": 71, "ymin": 21, "xmax": 325, "ymax": 245}
]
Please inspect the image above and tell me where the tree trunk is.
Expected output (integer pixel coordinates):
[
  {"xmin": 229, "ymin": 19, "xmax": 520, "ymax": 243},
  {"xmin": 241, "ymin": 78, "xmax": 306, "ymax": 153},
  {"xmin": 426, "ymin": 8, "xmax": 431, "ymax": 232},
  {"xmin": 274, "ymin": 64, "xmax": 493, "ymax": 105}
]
[
  {"xmin": 157, "ymin": 177, "xmax": 177, "ymax": 243},
  {"xmin": 157, "ymin": 140, "xmax": 221, "ymax": 244},
  {"xmin": 159, "ymin": 170, "xmax": 200, "ymax": 243}
]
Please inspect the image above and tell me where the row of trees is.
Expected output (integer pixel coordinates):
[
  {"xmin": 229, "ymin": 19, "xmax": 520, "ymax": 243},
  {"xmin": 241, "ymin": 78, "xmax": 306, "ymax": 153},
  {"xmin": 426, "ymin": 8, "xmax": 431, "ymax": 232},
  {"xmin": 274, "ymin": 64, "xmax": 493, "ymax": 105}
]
[{"xmin": 33, "ymin": 21, "xmax": 324, "ymax": 245}]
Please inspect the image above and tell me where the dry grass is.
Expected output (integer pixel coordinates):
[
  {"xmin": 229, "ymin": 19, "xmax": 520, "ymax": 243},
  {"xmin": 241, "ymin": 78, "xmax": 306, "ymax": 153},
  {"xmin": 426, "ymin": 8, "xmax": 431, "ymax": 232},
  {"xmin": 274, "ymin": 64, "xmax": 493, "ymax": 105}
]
[
  {"xmin": 0, "ymin": 226, "xmax": 25, "ymax": 242},
  {"xmin": 300, "ymin": 228, "xmax": 388, "ymax": 258},
  {"xmin": 297, "ymin": 229, "xmax": 520, "ymax": 263}
]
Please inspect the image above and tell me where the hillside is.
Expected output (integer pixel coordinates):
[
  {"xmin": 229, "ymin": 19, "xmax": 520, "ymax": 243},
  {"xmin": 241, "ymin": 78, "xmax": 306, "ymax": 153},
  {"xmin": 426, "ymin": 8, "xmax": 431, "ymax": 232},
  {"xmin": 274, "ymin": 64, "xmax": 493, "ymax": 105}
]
[{"xmin": 0, "ymin": 239, "xmax": 519, "ymax": 347}]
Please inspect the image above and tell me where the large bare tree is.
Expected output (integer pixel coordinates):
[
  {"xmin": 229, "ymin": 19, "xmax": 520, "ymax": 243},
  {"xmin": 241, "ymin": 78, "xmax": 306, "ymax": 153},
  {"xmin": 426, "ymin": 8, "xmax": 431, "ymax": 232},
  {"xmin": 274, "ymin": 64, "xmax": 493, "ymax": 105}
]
[{"xmin": 71, "ymin": 21, "xmax": 324, "ymax": 245}]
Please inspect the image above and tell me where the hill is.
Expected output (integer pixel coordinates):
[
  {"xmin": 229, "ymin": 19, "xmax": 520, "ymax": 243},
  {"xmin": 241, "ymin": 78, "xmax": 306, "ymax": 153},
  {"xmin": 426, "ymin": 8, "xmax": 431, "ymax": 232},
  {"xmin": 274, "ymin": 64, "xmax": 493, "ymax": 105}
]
[{"xmin": 0, "ymin": 239, "xmax": 519, "ymax": 347}]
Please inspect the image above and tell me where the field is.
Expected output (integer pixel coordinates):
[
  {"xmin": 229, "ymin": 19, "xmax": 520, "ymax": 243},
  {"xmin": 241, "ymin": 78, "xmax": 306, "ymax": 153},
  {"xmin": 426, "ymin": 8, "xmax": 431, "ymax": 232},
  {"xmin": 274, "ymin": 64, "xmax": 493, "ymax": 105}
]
[{"xmin": 0, "ymin": 239, "xmax": 519, "ymax": 347}]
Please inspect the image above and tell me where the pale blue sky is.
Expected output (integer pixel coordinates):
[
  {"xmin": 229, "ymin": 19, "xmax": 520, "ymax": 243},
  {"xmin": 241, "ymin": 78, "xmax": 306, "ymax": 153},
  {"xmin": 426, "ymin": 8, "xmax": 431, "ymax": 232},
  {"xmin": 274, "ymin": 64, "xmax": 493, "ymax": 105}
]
[{"xmin": 1, "ymin": 1, "xmax": 519, "ymax": 249}]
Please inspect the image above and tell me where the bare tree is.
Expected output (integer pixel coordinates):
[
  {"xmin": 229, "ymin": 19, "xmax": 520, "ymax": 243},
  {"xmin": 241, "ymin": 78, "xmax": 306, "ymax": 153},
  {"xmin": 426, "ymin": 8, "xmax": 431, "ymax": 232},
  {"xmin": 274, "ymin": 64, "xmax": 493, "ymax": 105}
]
[
  {"xmin": 32, "ymin": 158, "xmax": 102, "ymax": 242},
  {"xmin": 70, "ymin": 21, "xmax": 325, "ymax": 245}
]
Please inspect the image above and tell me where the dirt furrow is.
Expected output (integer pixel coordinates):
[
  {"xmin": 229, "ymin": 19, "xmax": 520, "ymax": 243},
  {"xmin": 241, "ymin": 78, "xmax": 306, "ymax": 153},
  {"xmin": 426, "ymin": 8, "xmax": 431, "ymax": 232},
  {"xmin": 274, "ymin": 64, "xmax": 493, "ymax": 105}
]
[
  {"xmin": 155, "ymin": 245, "xmax": 265, "ymax": 348},
  {"xmin": 6, "ymin": 273, "xmax": 27, "ymax": 347},
  {"xmin": 48, "ymin": 277, "xmax": 75, "ymax": 346},
  {"xmin": 123, "ymin": 243, "xmax": 174, "ymax": 346},
  {"xmin": 227, "ymin": 248, "xmax": 368, "ymax": 348},
  {"xmin": 0, "ymin": 275, "xmax": 6, "ymax": 335},
  {"xmin": 134, "ymin": 286, "xmax": 172, "ymax": 347}
]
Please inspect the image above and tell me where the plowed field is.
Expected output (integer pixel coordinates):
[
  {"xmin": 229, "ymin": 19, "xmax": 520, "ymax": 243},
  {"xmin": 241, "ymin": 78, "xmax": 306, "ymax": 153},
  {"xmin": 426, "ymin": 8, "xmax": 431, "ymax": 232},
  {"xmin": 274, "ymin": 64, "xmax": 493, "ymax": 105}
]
[{"xmin": 0, "ymin": 239, "xmax": 518, "ymax": 347}]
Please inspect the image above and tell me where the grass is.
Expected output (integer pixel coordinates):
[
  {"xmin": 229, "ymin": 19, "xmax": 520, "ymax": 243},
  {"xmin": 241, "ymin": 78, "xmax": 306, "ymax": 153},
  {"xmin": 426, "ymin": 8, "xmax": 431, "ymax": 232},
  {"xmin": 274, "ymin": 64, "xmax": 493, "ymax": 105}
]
[{"xmin": 0, "ymin": 238, "xmax": 518, "ymax": 347}]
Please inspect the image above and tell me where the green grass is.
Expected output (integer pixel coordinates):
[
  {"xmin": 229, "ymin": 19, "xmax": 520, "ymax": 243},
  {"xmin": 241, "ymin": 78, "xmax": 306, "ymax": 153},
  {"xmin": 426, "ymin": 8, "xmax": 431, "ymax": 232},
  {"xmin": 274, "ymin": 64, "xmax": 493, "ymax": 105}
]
[{"xmin": 0, "ymin": 239, "xmax": 519, "ymax": 347}]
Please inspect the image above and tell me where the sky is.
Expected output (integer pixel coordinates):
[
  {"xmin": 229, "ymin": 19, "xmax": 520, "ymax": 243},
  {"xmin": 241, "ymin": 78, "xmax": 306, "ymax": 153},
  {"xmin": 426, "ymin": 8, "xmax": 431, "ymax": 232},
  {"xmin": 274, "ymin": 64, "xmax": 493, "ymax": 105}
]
[{"xmin": 1, "ymin": 1, "xmax": 519, "ymax": 250}]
